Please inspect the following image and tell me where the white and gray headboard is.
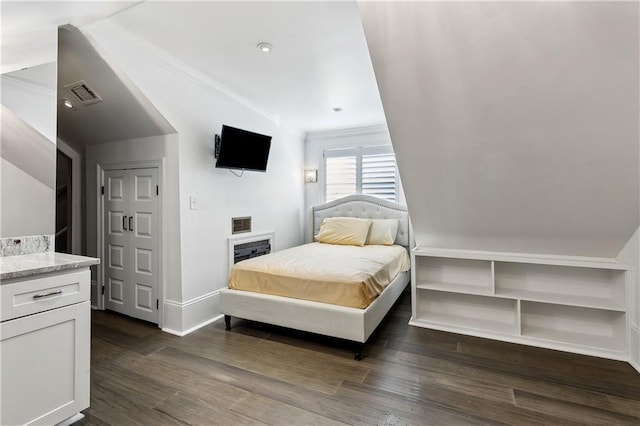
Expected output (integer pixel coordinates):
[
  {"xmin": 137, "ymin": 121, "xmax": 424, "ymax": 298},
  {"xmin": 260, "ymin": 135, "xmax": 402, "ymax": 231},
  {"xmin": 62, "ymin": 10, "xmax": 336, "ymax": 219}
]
[{"xmin": 312, "ymin": 195, "xmax": 410, "ymax": 248}]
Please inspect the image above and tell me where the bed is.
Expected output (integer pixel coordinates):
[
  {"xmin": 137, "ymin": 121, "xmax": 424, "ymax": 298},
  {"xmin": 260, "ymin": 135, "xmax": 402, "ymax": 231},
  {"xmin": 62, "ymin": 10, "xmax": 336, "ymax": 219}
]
[{"xmin": 219, "ymin": 194, "xmax": 411, "ymax": 360}]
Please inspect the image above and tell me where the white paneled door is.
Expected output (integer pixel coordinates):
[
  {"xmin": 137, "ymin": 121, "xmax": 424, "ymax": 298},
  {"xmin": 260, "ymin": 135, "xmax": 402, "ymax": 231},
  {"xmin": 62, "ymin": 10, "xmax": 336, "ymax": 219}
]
[{"xmin": 104, "ymin": 168, "xmax": 160, "ymax": 323}]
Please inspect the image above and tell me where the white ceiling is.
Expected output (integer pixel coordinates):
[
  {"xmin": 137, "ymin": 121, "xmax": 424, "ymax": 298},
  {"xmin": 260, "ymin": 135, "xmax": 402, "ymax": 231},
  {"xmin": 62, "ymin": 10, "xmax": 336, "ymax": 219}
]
[
  {"xmin": 0, "ymin": 1, "xmax": 140, "ymax": 74},
  {"xmin": 1, "ymin": 1, "xmax": 387, "ymax": 133}
]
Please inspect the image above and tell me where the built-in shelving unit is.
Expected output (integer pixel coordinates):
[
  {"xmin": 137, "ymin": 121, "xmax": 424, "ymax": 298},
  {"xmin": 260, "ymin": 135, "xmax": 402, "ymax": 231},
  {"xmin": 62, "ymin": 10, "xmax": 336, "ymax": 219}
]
[{"xmin": 410, "ymin": 247, "xmax": 631, "ymax": 361}]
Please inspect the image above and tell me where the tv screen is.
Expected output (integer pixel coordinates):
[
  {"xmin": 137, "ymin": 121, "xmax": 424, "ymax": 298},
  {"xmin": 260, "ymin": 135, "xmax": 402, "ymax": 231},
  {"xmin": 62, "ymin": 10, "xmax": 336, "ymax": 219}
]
[{"xmin": 215, "ymin": 125, "xmax": 272, "ymax": 172}]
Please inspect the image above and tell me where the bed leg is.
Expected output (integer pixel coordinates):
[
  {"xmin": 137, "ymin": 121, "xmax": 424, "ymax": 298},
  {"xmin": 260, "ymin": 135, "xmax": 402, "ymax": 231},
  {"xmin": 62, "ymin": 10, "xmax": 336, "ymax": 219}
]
[
  {"xmin": 224, "ymin": 315, "xmax": 231, "ymax": 331},
  {"xmin": 354, "ymin": 343, "xmax": 364, "ymax": 361}
]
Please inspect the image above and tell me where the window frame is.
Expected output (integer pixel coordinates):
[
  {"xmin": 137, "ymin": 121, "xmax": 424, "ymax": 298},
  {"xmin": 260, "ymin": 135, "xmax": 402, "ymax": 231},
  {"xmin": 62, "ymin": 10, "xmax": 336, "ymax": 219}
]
[{"xmin": 323, "ymin": 145, "xmax": 399, "ymax": 203}]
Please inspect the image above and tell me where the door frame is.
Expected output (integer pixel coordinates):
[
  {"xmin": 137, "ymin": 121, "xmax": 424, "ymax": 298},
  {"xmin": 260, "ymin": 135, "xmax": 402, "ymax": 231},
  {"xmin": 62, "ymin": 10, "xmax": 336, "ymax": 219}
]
[
  {"xmin": 56, "ymin": 139, "xmax": 82, "ymax": 254},
  {"xmin": 96, "ymin": 159, "xmax": 165, "ymax": 328}
]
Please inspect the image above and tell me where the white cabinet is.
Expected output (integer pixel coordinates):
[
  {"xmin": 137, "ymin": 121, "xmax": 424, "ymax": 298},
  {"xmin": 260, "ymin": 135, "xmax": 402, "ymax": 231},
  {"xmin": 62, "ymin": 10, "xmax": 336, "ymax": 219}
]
[
  {"xmin": 411, "ymin": 248, "xmax": 631, "ymax": 361},
  {"xmin": 1, "ymin": 268, "xmax": 91, "ymax": 426}
]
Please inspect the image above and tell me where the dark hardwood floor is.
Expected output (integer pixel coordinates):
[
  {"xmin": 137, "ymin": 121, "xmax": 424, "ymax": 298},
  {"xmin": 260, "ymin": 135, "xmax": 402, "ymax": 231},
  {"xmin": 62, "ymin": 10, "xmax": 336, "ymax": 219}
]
[{"xmin": 79, "ymin": 290, "xmax": 639, "ymax": 425}]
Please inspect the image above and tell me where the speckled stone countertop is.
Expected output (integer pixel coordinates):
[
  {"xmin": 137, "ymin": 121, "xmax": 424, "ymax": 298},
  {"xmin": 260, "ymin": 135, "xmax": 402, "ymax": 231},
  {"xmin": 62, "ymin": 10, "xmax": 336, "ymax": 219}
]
[{"xmin": 0, "ymin": 252, "xmax": 100, "ymax": 281}]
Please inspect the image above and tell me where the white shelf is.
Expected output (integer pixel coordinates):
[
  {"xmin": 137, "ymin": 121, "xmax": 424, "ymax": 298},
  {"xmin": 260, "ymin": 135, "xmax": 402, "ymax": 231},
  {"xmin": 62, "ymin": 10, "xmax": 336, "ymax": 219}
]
[
  {"xmin": 523, "ymin": 327, "xmax": 628, "ymax": 355},
  {"xmin": 410, "ymin": 247, "xmax": 631, "ymax": 362},
  {"xmin": 415, "ymin": 281, "xmax": 493, "ymax": 296},
  {"xmin": 496, "ymin": 289, "xmax": 625, "ymax": 312},
  {"xmin": 409, "ymin": 318, "xmax": 519, "ymax": 339},
  {"xmin": 412, "ymin": 247, "xmax": 630, "ymax": 270}
]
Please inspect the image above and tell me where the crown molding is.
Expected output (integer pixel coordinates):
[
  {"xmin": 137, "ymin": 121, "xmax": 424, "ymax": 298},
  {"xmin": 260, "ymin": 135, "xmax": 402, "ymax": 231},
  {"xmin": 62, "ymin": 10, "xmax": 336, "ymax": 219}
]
[{"xmin": 304, "ymin": 124, "xmax": 389, "ymax": 142}]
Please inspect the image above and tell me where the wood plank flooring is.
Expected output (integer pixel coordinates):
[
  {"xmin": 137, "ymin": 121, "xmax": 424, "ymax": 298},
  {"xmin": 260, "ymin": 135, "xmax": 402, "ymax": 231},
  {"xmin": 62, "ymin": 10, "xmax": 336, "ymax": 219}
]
[{"xmin": 79, "ymin": 291, "xmax": 639, "ymax": 425}]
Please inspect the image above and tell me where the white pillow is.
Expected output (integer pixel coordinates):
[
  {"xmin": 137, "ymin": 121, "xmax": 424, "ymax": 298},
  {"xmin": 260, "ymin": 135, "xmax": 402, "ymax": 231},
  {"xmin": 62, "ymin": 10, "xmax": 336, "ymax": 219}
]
[
  {"xmin": 366, "ymin": 219, "xmax": 399, "ymax": 246},
  {"xmin": 314, "ymin": 217, "xmax": 372, "ymax": 246}
]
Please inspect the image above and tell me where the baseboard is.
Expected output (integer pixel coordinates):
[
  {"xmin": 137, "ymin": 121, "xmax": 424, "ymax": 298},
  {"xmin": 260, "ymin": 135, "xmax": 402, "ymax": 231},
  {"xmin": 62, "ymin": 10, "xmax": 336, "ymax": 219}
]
[
  {"xmin": 630, "ymin": 325, "xmax": 640, "ymax": 373},
  {"xmin": 161, "ymin": 290, "xmax": 222, "ymax": 336},
  {"xmin": 162, "ymin": 299, "xmax": 183, "ymax": 335},
  {"xmin": 163, "ymin": 314, "xmax": 224, "ymax": 337},
  {"xmin": 56, "ymin": 413, "xmax": 85, "ymax": 426}
]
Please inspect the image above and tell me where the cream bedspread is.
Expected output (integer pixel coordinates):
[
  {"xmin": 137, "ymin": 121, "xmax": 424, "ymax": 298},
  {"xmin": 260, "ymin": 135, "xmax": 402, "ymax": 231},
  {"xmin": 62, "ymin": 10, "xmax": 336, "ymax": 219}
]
[{"xmin": 228, "ymin": 242, "xmax": 410, "ymax": 309}]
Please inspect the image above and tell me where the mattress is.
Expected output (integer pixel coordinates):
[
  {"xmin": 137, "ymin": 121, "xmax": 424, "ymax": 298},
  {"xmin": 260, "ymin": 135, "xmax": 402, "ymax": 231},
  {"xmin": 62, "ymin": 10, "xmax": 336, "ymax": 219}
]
[{"xmin": 228, "ymin": 242, "xmax": 410, "ymax": 309}]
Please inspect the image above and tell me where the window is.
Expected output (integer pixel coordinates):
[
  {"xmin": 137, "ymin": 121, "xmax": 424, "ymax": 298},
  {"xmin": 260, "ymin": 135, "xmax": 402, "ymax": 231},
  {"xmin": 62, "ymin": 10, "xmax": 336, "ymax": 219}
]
[{"xmin": 324, "ymin": 146, "xmax": 399, "ymax": 203}]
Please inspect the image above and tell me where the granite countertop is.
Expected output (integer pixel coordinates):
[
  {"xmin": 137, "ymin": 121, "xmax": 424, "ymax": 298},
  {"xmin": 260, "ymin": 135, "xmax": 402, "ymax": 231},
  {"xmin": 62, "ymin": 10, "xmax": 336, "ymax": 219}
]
[{"xmin": 0, "ymin": 252, "xmax": 100, "ymax": 281}]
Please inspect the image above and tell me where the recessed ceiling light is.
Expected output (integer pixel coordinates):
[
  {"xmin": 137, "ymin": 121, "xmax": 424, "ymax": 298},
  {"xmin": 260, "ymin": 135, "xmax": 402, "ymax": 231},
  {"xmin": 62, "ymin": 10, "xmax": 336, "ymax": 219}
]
[
  {"xmin": 63, "ymin": 99, "xmax": 74, "ymax": 109},
  {"xmin": 332, "ymin": 107, "xmax": 343, "ymax": 112},
  {"xmin": 257, "ymin": 42, "xmax": 273, "ymax": 53}
]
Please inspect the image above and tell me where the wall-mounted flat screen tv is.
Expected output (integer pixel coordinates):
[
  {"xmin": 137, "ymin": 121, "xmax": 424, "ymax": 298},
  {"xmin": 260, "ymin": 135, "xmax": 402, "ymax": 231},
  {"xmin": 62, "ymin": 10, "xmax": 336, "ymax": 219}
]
[{"xmin": 215, "ymin": 125, "xmax": 272, "ymax": 172}]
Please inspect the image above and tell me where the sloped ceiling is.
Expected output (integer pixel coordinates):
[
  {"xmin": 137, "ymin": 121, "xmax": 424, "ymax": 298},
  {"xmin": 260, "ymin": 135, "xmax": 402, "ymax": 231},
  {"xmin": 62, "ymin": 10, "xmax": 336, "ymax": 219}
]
[
  {"xmin": 57, "ymin": 25, "xmax": 175, "ymax": 148},
  {"xmin": 359, "ymin": 1, "xmax": 639, "ymax": 257}
]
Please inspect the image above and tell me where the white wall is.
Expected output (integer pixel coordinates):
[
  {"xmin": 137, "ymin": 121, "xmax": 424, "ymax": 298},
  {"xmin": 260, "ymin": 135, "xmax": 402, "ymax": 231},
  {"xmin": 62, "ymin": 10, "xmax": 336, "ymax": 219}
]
[
  {"xmin": 1, "ymin": 63, "xmax": 57, "ymax": 239},
  {"xmin": 1, "ymin": 157, "xmax": 55, "ymax": 238},
  {"xmin": 1, "ymin": 62, "xmax": 57, "ymax": 143},
  {"xmin": 0, "ymin": 107, "xmax": 56, "ymax": 238},
  {"xmin": 84, "ymin": 22, "xmax": 305, "ymax": 333},
  {"xmin": 85, "ymin": 134, "xmax": 182, "ymax": 309},
  {"xmin": 359, "ymin": 1, "xmax": 639, "ymax": 257},
  {"xmin": 304, "ymin": 125, "xmax": 396, "ymax": 241}
]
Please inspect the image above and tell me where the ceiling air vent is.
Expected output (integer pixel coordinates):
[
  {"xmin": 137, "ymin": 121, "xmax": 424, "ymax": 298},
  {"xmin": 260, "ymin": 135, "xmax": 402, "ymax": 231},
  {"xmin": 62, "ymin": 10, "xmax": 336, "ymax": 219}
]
[
  {"xmin": 64, "ymin": 80, "xmax": 103, "ymax": 106},
  {"xmin": 232, "ymin": 217, "xmax": 251, "ymax": 234}
]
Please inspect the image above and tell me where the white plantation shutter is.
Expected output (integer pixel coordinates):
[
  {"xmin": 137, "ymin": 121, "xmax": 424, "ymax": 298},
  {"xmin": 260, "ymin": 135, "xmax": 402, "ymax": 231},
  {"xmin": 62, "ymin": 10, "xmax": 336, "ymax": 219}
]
[
  {"xmin": 324, "ymin": 146, "xmax": 399, "ymax": 203},
  {"xmin": 325, "ymin": 154, "xmax": 357, "ymax": 202},
  {"xmin": 362, "ymin": 152, "xmax": 397, "ymax": 202}
]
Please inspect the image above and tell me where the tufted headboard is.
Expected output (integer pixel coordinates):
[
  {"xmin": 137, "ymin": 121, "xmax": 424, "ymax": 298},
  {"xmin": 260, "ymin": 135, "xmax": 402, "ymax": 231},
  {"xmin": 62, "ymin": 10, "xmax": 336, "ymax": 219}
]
[{"xmin": 312, "ymin": 195, "xmax": 410, "ymax": 249}]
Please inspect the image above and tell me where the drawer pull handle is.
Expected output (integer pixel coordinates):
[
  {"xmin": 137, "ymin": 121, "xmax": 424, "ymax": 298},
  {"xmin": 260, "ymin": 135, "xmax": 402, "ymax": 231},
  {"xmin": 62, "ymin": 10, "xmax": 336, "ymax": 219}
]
[{"xmin": 33, "ymin": 290, "xmax": 63, "ymax": 299}]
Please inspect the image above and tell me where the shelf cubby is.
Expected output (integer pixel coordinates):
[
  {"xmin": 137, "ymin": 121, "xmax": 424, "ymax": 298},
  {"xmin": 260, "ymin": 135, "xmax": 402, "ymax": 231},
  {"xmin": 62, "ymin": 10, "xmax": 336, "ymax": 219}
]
[
  {"xmin": 521, "ymin": 301, "xmax": 627, "ymax": 353},
  {"xmin": 414, "ymin": 290, "xmax": 518, "ymax": 335},
  {"xmin": 412, "ymin": 256, "xmax": 492, "ymax": 295},
  {"xmin": 494, "ymin": 262, "xmax": 626, "ymax": 311}
]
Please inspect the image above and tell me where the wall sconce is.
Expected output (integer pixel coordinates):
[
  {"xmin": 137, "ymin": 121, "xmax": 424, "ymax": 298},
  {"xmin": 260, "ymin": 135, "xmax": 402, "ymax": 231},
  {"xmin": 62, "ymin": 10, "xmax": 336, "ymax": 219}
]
[{"xmin": 304, "ymin": 169, "xmax": 318, "ymax": 183}]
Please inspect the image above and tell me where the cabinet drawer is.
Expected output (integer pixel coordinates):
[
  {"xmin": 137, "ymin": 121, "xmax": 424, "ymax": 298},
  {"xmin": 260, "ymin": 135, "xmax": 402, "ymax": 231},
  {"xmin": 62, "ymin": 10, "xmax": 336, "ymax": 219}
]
[{"xmin": 1, "ymin": 269, "xmax": 90, "ymax": 321}]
